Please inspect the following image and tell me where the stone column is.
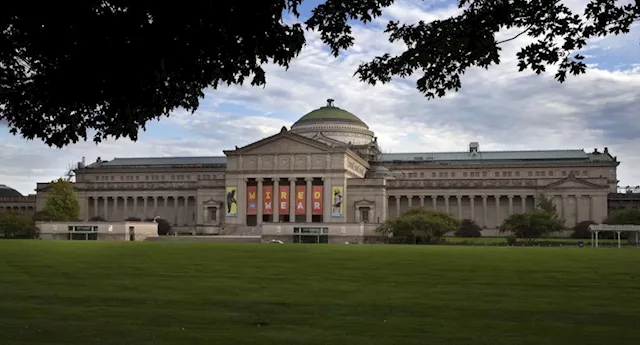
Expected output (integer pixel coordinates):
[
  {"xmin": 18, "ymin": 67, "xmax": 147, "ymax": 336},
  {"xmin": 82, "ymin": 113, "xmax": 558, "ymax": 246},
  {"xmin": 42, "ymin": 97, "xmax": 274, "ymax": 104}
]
[
  {"xmin": 273, "ymin": 178, "xmax": 280, "ymax": 221},
  {"xmin": 153, "ymin": 197, "xmax": 158, "ymax": 216},
  {"xmin": 184, "ymin": 197, "xmax": 190, "ymax": 225},
  {"xmin": 470, "ymin": 196, "xmax": 475, "ymax": 222},
  {"xmin": 508, "ymin": 195, "xmax": 514, "ymax": 215},
  {"xmin": 431, "ymin": 195, "xmax": 437, "ymax": 210},
  {"xmin": 133, "ymin": 197, "xmax": 138, "ymax": 218},
  {"xmin": 123, "ymin": 197, "xmax": 128, "ymax": 219},
  {"xmin": 419, "ymin": 196, "xmax": 425, "ymax": 208},
  {"xmin": 395, "ymin": 196, "xmax": 400, "ymax": 216},
  {"xmin": 408, "ymin": 195, "xmax": 413, "ymax": 208},
  {"xmin": 174, "ymin": 197, "xmax": 178, "ymax": 225},
  {"xmin": 444, "ymin": 196, "xmax": 450, "ymax": 214},
  {"xmin": 456, "ymin": 195, "xmax": 462, "ymax": 219},
  {"xmin": 305, "ymin": 177, "xmax": 313, "ymax": 223},
  {"xmin": 257, "ymin": 178, "xmax": 264, "ymax": 224},
  {"xmin": 494, "ymin": 195, "xmax": 500, "ymax": 226},
  {"xmin": 289, "ymin": 178, "xmax": 296, "ymax": 223},
  {"xmin": 163, "ymin": 197, "xmax": 168, "ymax": 219},
  {"xmin": 575, "ymin": 195, "xmax": 581, "ymax": 223},
  {"xmin": 93, "ymin": 197, "xmax": 98, "ymax": 217},
  {"xmin": 561, "ymin": 195, "xmax": 568, "ymax": 220},
  {"xmin": 521, "ymin": 195, "xmax": 526, "ymax": 213},
  {"xmin": 113, "ymin": 197, "xmax": 118, "ymax": 220},
  {"xmin": 143, "ymin": 197, "xmax": 148, "ymax": 219},
  {"xmin": 482, "ymin": 195, "xmax": 488, "ymax": 228},
  {"xmin": 103, "ymin": 197, "xmax": 108, "ymax": 220},
  {"xmin": 588, "ymin": 195, "xmax": 594, "ymax": 221}
]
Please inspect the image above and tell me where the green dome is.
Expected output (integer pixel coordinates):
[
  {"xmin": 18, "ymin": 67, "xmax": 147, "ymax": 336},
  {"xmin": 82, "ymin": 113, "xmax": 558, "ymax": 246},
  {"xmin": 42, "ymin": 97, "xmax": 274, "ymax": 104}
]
[
  {"xmin": 0, "ymin": 184, "xmax": 23, "ymax": 197},
  {"xmin": 293, "ymin": 99, "xmax": 368, "ymax": 128}
]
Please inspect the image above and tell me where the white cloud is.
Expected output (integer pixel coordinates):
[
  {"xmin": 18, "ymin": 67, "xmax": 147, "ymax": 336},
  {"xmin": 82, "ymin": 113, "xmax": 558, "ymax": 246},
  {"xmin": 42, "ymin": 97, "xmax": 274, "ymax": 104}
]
[{"xmin": 1, "ymin": 0, "xmax": 639, "ymax": 195}]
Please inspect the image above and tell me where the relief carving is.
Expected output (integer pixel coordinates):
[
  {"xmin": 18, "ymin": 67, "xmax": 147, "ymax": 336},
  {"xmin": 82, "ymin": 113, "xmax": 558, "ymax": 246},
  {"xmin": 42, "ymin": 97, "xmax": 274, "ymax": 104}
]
[
  {"xmin": 294, "ymin": 155, "xmax": 307, "ymax": 169},
  {"xmin": 312, "ymin": 155, "xmax": 327, "ymax": 169},
  {"xmin": 262, "ymin": 156, "xmax": 274, "ymax": 170},
  {"xmin": 278, "ymin": 156, "xmax": 290, "ymax": 169}
]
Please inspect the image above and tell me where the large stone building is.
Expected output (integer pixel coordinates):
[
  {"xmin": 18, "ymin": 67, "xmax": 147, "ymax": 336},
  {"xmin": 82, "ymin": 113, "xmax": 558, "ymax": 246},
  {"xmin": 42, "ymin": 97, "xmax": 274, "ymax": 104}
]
[{"xmin": 27, "ymin": 100, "xmax": 621, "ymax": 242}]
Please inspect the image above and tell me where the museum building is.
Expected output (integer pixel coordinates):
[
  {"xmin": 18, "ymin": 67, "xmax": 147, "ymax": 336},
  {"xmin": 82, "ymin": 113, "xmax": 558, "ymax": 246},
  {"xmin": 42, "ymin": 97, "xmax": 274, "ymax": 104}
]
[{"xmin": 31, "ymin": 100, "xmax": 620, "ymax": 243}]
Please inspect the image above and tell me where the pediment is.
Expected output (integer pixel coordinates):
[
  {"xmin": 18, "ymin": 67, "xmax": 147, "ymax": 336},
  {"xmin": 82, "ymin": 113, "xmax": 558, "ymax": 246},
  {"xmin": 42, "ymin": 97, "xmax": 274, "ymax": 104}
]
[
  {"xmin": 543, "ymin": 177, "xmax": 601, "ymax": 190},
  {"xmin": 225, "ymin": 131, "xmax": 335, "ymax": 156},
  {"xmin": 354, "ymin": 198, "xmax": 375, "ymax": 206},
  {"xmin": 203, "ymin": 198, "xmax": 223, "ymax": 206}
]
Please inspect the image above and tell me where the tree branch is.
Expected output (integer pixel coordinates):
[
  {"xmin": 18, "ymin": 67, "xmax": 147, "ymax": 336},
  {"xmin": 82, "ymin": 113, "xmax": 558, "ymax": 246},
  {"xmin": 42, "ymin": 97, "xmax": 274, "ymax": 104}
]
[{"xmin": 496, "ymin": 25, "xmax": 533, "ymax": 45}]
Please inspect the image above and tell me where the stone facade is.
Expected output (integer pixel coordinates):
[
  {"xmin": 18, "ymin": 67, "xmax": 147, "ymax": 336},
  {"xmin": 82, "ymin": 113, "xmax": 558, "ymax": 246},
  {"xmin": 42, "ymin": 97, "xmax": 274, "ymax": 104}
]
[{"xmin": 24, "ymin": 101, "xmax": 620, "ymax": 242}]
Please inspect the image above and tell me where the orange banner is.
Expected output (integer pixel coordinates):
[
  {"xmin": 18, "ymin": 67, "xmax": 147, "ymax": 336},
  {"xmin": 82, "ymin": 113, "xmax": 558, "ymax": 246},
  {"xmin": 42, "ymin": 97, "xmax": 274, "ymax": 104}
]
[
  {"xmin": 279, "ymin": 186, "xmax": 289, "ymax": 214},
  {"xmin": 312, "ymin": 186, "xmax": 323, "ymax": 215},
  {"xmin": 263, "ymin": 186, "xmax": 273, "ymax": 215},
  {"xmin": 295, "ymin": 186, "xmax": 306, "ymax": 215},
  {"xmin": 247, "ymin": 186, "xmax": 257, "ymax": 215}
]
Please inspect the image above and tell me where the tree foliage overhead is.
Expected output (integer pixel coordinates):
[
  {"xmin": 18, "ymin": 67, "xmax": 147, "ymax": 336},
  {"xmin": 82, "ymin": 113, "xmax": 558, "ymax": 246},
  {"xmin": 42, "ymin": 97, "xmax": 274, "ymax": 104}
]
[
  {"xmin": 1, "ymin": 1, "xmax": 638, "ymax": 147},
  {"xmin": 42, "ymin": 178, "xmax": 80, "ymax": 221},
  {"xmin": 377, "ymin": 208, "xmax": 460, "ymax": 243}
]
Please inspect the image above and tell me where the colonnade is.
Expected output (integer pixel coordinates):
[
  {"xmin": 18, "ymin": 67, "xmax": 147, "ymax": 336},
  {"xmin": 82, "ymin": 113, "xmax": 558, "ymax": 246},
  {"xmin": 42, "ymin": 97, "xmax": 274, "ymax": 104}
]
[
  {"xmin": 87, "ymin": 195, "xmax": 196, "ymax": 226},
  {"xmin": 390, "ymin": 194, "xmax": 596, "ymax": 228},
  {"xmin": 245, "ymin": 177, "xmax": 333, "ymax": 224}
]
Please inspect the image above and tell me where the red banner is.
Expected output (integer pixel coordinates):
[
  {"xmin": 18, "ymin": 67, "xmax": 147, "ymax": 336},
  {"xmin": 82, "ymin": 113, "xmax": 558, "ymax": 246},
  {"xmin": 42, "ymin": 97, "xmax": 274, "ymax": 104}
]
[
  {"xmin": 312, "ymin": 186, "xmax": 323, "ymax": 215},
  {"xmin": 263, "ymin": 186, "xmax": 273, "ymax": 215},
  {"xmin": 247, "ymin": 186, "xmax": 257, "ymax": 215},
  {"xmin": 279, "ymin": 186, "xmax": 289, "ymax": 214},
  {"xmin": 295, "ymin": 186, "xmax": 306, "ymax": 215}
]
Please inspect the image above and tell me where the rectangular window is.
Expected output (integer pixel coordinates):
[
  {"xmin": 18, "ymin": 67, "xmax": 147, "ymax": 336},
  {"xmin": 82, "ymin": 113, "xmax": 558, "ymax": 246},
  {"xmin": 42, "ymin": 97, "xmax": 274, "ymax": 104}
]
[
  {"xmin": 515, "ymin": 171, "xmax": 520, "ymax": 177},
  {"xmin": 495, "ymin": 172, "xmax": 500, "ymax": 177},
  {"xmin": 451, "ymin": 172, "xmax": 456, "ymax": 177},
  {"xmin": 541, "ymin": 171, "xmax": 545, "ymax": 177},
  {"xmin": 444, "ymin": 172, "xmax": 448, "ymax": 177},
  {"xmin": 582, "ymin": 170, "xmax": 588, "ymax": 177},
  {"xmin": 463, "ymin": 172, "xmax": 468, "ymax": 177},
  {"xmin": 528, "ymin": 171, "xmax": 533, "ymax": 177},
  {"xmin": 432, "ymin": 172, "xmax": 436, "ymax": 178},
  {"xmin": 549, "ymin": 171, "xmax": 554, "ymax": 176},
  {"xmin": 420, "ymin": 172, "xmax": 424, "ymax": 178},
  {"xmin": 482, "ymin": 172, "xmax": 488, "ymax": 177}
]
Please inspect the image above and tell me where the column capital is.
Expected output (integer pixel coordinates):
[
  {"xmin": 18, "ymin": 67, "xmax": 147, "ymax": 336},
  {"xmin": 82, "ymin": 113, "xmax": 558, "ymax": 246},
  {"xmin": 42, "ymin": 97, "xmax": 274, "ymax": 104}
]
[
  {"xmin": 243, "ymin": 177, "xmax": 249, "ymax": 182},
  {"xmin": 419, "ymin": 195, "xmax": 425, "ymax": 200},
  {"xmin": 321, "ymin": 177, "xmax": 325, "ymax": 181},
  {"xmin": 507, "ymin": 195, "xmax": 514, "ymax": 199},
  {"xmin": 469, "ymin": 195, "xmax": 475, "ymax": 200},
  {"xmin": 395, "ymin": 195, "xmax": 401, "ymax": 200},
  {"xmin": 493, "ymin": 195, "xmax": 500, "ymax": 200},
  {"xmin": 256, "ymin": 177, "xmax": 264, "ymax": 182},
  {"xmin": 305, "ymin": 177, "xmax": 313, "ymax": 182},
  {"xmin": 481, "ymin": 195, "xmax": 488, "ymax": 200},
  {"xmin": 431, "ymin": 195, "xmax": 437, "ymax": 199},
  {"xmin": 288, "ymin": 177, "xmax": 296, "ymax": 182},
  {"xmin": 520, "ymin": 195, "xmax": 527, "ymax": 199},
  {"xmin": 456, "ymin": 195, "xmax": 462, "ymax": 200},
  {"xmin": 575, "ymin": 194, "xmax": 581, "ymax": 198},
  {"xmin": 444, "ymin": 195, "xmax": 450, "ymax": 199},
  {"xmin": 562, "ymin": 194, "xmax": 568, "ymax": 199}
]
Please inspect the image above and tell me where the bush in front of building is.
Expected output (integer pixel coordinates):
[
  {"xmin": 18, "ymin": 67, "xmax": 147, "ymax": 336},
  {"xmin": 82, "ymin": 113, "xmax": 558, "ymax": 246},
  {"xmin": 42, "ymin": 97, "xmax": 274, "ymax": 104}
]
[
  {"xmin": 376, "ymin": 208, "xmax": 460, "ymax": 244},
  {"xmin": 572, "ymin": 220, "xmax": 596, "ymax": 239},
  {"xmin": 499, "ymin": 209, "xmax": 564, "ymax": 241},
  {"xmin": 455, "ymin": 219, "xmax": 482, "ymax": 238}
]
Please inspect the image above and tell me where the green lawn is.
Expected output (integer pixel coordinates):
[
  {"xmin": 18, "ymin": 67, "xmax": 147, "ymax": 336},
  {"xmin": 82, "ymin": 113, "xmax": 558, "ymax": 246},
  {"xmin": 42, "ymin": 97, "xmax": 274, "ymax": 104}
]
[{"xmin": 1, "ymin": 241, "xmax": 639, "ymax": 345}]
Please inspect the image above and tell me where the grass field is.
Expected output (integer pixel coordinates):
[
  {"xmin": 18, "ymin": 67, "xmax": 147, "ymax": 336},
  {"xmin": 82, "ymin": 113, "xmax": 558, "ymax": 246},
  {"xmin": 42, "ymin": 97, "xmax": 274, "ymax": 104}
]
[{"xmin": 1, "ymin": 241, "xmax": 639, "ymax": 345}]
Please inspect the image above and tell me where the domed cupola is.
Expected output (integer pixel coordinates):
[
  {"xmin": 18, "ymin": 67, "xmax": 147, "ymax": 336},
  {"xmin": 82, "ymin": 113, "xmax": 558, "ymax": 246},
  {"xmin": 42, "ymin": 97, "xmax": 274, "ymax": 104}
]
[{"xmin": 290, "ymin": 99, "xmax": 375, "ymax": 146}]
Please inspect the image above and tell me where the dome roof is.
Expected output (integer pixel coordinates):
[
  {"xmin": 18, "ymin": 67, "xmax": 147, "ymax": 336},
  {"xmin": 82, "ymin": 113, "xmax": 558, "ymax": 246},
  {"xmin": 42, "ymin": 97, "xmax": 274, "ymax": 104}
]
[
  {"xmin": 293, "ymin": 99, "xmax": 368, "ymax": 128},
  {"xmin": 0, "ymin": 184, "xmax": 23, "ymax": 197}
]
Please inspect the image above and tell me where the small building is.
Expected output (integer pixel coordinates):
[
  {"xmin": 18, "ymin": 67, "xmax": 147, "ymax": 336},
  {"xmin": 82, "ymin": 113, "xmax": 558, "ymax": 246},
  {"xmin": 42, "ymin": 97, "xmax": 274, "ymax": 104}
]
[{"xmin": 36, "ymin": 221, "xmax": 158, "ymax": 241}]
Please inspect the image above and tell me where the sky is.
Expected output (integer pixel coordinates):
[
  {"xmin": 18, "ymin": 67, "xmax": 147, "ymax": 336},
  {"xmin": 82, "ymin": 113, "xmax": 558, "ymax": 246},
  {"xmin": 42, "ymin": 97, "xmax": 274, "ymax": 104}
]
[{"xmin": 1, "ymin": 0, "xmax": 639, "ymax": 195}]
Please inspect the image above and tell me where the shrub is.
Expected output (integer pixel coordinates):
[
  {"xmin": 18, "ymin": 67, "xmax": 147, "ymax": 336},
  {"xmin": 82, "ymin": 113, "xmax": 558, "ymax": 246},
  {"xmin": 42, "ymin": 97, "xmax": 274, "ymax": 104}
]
[
  {"xmin": 572, "ymin": 220, "xmax": 596, "ymax": 239},
  {"xmin": 455, "ymin": 219, "xmax": 482, "ymax": 237},
  {"xmin": 89, "ymin": 216, "xmax": 106, "ymax": 221},
  {"xmin": 505, "ymin": 236, "xmax": 518, "ymax": 246}
]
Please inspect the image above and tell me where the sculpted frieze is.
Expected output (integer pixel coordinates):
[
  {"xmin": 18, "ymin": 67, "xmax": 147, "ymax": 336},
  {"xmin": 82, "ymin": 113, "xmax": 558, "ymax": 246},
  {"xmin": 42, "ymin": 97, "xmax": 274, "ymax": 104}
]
[{"xmin": 388, "ymin": 179, "xmax": 538, "ymax": 189}]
